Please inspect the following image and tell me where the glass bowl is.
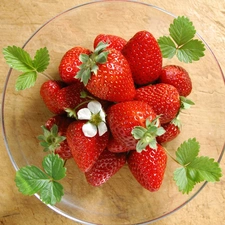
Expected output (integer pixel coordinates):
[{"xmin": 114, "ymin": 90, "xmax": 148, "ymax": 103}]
[{"xmin": 2, "ymin": 1, "xmax": 225, "ymax": 224}]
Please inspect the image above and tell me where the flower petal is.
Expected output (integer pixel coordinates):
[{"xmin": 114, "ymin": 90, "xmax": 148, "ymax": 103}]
[
  {"xmin": 88, "ymin": 101, "xmax": 101, "ymax": 114},
  {"xmin": 98, "ymin": 122, "xmax": 108, "ymax": 136},
  {"xmin": 100, "ymin": 109, "xmax": 106, "ymax": 122},
  {"xmin": 77, "ymin": 108, "xmax": 91, "ymax": 120},
  {"xmin": 82, "ymin": 123, "xmax": 97, "ymax": 137}
]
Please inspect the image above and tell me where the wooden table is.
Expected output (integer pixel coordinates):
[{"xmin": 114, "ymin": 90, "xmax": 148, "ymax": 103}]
[{"xmin": 0, "ymin": 0, "xmax": 224, "ymax": 224}]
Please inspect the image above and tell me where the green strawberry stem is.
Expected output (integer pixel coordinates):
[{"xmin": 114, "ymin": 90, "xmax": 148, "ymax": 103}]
[
  {"xmin": 38, "ymin": 124, "xmax": 66, "ymax": 152},
  {"xmin": 75, "ymin": 42, "xmax": 109, "ymax": 85}
]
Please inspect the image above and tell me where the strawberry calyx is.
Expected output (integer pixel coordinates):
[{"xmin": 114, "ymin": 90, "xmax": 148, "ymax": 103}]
[
  {"xmin": 180, "ymin": 96, "xmax": 195, "ymax": 110},
  {"xmin": 75, "ymin": 42, "xmax": 109, "ymax": 85},
  {"xmin": 131, "ymin": 117, "xmax": 166, "ymax": 152},
  {"xmin": 38, "ymin": 124, "xmax": 66, "ymax": 152}
]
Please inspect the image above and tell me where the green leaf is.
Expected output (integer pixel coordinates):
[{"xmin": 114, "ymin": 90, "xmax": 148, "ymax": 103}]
[
  {"xmin": 188, "ymin": 156, "xmax": 222, "ymax": 182},
  {"xmin": 177, "ymin": 39, "xmax": 205, "ymax": 63},
  {"xmin": 15, "ymin": 166, "xmax": 49, "ymax": 195},
  {"xmin": 157, "ymin": 36, "xmax": 176, "ymax": 58},
  {"xmin": 33, "ymin": 47, "xmax": 50, "ymax": 72},
  {"xmin": 174, "ymin": 167, "xmax": 195, "ymax": 194},
  {"xmin": 157, "ymin": 16, "xmax": 205, "ymax": 63},
  {"xmin": 39, "ymin": 181, "xmax": 64, "ymax": 205},
  {"xmin": 15, "ymin": 71, "xmax": 37, "ymax": 91},
  {"xmin": 15, "ymin": 153, "xmax": 66, "ymax": 205},
  {"xmin": 3, "ymin": 46, "xmax": 34, "ymax": 72},
  {"xmin": 169, "ymin": 16, "xmax": 196, "ymax": 46},
  {"xmin": 42, "ymin": 153, "xmax": 66, "ymax": 180},
  {"xmin": 175, "ymin": 138, "xmax": 200, "ymax": 166},
  {"xmin": 3, "ymin": 45, "xmax": 50, "ymax": 91},
  {"xmin": 173, "ymin": 138, "xmax": 222, "ymax": 194}
]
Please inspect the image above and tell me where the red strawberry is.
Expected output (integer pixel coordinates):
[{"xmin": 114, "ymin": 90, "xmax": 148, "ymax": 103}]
[
  {"xmin": 156, "ymin": 121, "xmax": 181, "ymax": 144},
  {"xmin": 122, "ymin": 30, "xmax": 162, "ymax": 85},
  {"xmin": 159, "ymin": 65, "xmax": 192, "ymax": 97},
  {"xmin": 75, "ymin": 42, "xmax": 136, "ymax": 102},
  {"xmin": 44, "ymin": 115, "xmax": 74, "ymax": 159},
  {"xmin": 85, "ymin": 148, "xmax": 127, "ymax": 186},
  {"xmin": 59, "ymin": 46, "xmax": 92, "ymax": 84},
  {"xmin": 56, "ymin": 82, "xmax": 88, "ymax": 113},
  {"xmin": 93, "ymin": 34, "xmax": 127, "ymax": 51},
  {"xmin": 86, "ymin": 48, "xmax": 136, "ymax": 102},
  {"xmin": 127, "ymin": 144, "xmax": 167, "ymax": 192},
  {"xmin": 66, "ymin": 121, "xmax": 109, "ymax": 172},
  {"xmin": 107, "ymin": 136, "xmax": 130, "ymax": 153},
  {"xmin": 40, "ymin": 80, "xmax": 66, "ymax": 114},
  {"xmin": 135, "ymin": 83, "xmax": 181, "ymax": 124},
  {"xmin": 107, "ymin": 101, "xmax": 157, "ymax": 150}
]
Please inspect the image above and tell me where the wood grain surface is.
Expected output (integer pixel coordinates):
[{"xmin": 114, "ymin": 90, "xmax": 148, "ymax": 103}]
[{"xmin": 0, "ymin": 0, "xmax": 224, "ymax": 225}]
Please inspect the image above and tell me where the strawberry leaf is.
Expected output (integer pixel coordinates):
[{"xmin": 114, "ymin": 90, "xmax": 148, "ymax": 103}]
[
  {"xmin": 158, "ymin": 16, "xmax": 205, "ymax": 63},
  {"xmin": 173, "ymin": 138, "xmax": 222, "ymax": 194},
  {"xmin": 15, "ymin": 153, "xmax": 66, "ymax": 205},
  {"xmin": 39, "ymin": 181, "xmax": 64, "ymax": 205},
  {"xmin": 42, "ymin": 153, "xmax": 66, "ymax": 180},
  {"xmin": 3, "ymin": 45, "xmax": 50, "ymax": 91},
  {"xmin": 175, "ymin": 138, "xmax": 200, "ymax": 165},
  {"xmin": 33, "ymin": 47, "xmax": 50, "ymax": 72},
  {"xmin": 3, "ymin": 46, "xmax": 34, "ymax": 72},
  {"xmin": 15, "ymin": 166, "xmax": 49, "ymax": 195},
  {"xmin": 169, "ymin": 16, "xmax": 196, "ymax": 46},
  {"xmin": 15, "ymin": 71, "xmax": 37, "ymax": 91},
  {"xmin": 177, "ymin": 39, "xmax": 205, "ymax": 63},
  {"xmin": 157, "ymin": 36, "xmax": 176, "ymax": 58}
]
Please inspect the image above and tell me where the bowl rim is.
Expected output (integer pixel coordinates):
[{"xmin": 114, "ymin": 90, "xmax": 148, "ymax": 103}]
[{"xmin": 1, "ymin": 0, "xmax": 225, "ymax": 224}]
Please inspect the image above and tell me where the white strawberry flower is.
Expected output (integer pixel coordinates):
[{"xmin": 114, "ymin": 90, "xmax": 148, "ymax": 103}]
[{"xmin": 77, "ymin": 100, "xmax": 107, "ymax": 137}]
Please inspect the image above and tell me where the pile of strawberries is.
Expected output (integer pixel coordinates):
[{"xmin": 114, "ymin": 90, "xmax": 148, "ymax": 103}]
[{"xmin": 40, "ymin": 31, "xmax": 192, "ymax": 192}]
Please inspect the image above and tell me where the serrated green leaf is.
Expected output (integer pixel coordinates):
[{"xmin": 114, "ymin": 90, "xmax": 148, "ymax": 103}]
[
  {"xmin": 33, "ymin": 47, "xmax": 50, "ymax": 72},
  {"xmin": 15, "ymin": 71, "xmax": 37, "ymax": 91},
  {"xmin": 3, "ymin": 46, "xmax": 34, "ymax": 72},
  {"xmin": 174, "ymin": 167, "xmax": 195, "ymax": 194},
  {"xmin": 42, "ymin": 153, "xmax": 66, "ymax": 180},
  {"xmin": 15, "ymin": 166, "xmax": 49, "ymax": 195},
  {"xmin": 175, "ymin": 138, "xmax": 200, "ymax": 166},
  {"xmin": 169, "ymin": 16, "xmax": 196, "ymax": 46},
  {"xmin": 39, "ymin": 180, "xmax": 64, "ymax": 205},
  {"xmin": 188, "ymin": 156, "xmax": 222, "ymax": 182},
  {"xmin": 177, "ymin": 39, "xmax": 205, "ymax": 63},
  {"xmin": 157, "ymin": 36, "xmax": 176, "ymax": 58}
]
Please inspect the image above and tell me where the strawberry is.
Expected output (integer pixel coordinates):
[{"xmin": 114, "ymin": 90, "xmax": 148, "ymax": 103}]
[
  {"xmin": 40, "ymin": 80, "xmax": 89, "ymax": 115},
  {"xmin": 159, "ymin": 65, "xmax": 192, "ymax": 97},
  {"xmin": 127, "ymin": 144, "xmax": 167, "ymax": 192},
  {"xmin": 44, "ymin": 115, "xmax": 74, "ymax": 159},
  {"xmin": 56, "ymin": 82, "xmax": 88, "ymax": 113},
  {"xmin": 59, "ymin": 46, "xmax": 92, "ymax": 84},
  {"xmin": 75, "ymin": 42, "xmax": 136, "ymax": 102},
  {"xmin": 40, "ymin": 80, "xmax": 66, "ymax": 114},
  {"xmin": 66, "ymin": 121, "xmax": 109, "ymax": 172},
  {"xmin": 156, "ymin": 121, "xmax": 181, "ymax": 144},
  {"xmin": 85, "ymin": 148, "xmax": 127, "ymax": 186},
  {"xmin": 93, "ymin": 34, "xmax": 127, "ymax": 51},
  {"xmin": 135, "ymin": 83, "xmax": 181, "ymax": 124},
  {"xmin": 122, "ymin": 30, "xmax": 162, "ymax": 85},
  {"xmin": 107, "ymin": 136, "xmax": 130, "ymax": 153},
  {"xmin": 86, "ymin": 48, "xmax": 135, "ymax": 102},
  {"xmin": 107, "ymin": 101, "xmax": 157, "ymax": 150}
]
